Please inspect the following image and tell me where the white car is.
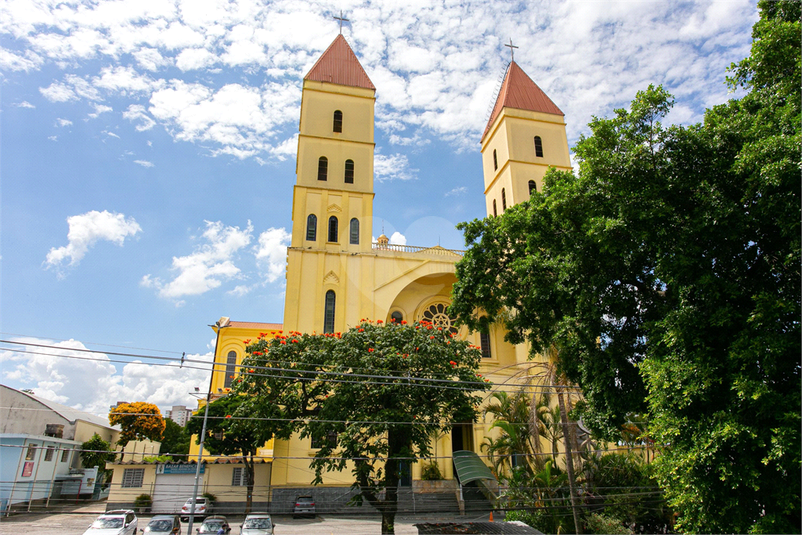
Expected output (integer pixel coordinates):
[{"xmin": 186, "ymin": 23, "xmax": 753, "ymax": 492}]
[
  {"xmin": 82, "ymin": 510, "xmax": 138, "ymax": 535},
  {"xmin": 180, "ymin": 497, "xmax": 209, "ymax": 521},
  {"xmin": 240, "ymin": 514, "xmax": 273, "ymax": 535}
]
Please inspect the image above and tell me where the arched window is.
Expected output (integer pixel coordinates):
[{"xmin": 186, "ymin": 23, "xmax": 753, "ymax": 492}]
[
  {"xmin": 318, "ymin": 156, "xmax": 328, "ymax": 181},
  {"xmin": 324, "ymin": 290, "xmax": 336, "ymax": 333},
  {"xmin": 493, "ymin": 149, "xmax": 498, "ymax": 170},
  {"xmin": 480, "ymin": 331, "xmax": 492, "ymax": 359},
  {"xmin": 224, "ymin": 350, "xmax": 237, "ymax": 388},
  {"xmin": 493, "ymin": 200, "xmax": 497, "ymax": 217},
  {"xmin": 502, "ymin": 188, "xmax": 507, "ymax": 210},
  {"xmin": 328, "ymin": 216, "xmax": 338, "ymax": 242},
  {"xmin": 534, "ymin": 136, "xmax": 543, "ymax": 158},
  {"xmin": 333, "ymin": 110, "xmax": 343, "ymax": 133},
  {"xmin": 344, "ymin": 159, "xmax": 354, "ymax": 184},
  {"xmin": 349, "ymin": 218, "xmax": 359, "ymax": 244},
  {"xmin": 306, "ymin": 214, "xmax": 317, "ymax": 241},
  {"xmin": 391, "ymin": 311, "xmax": 403, "ymax": 323},
  {"xmin": 528, "ymin": 180, "xmax": 537, "ymax": 196}
]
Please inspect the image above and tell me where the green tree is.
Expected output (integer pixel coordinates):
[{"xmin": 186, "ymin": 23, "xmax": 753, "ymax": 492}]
[
  {"xmin": 236, "ymin": 321, "xmax": 489, "ymax": 535},
  {"xmin": 451, "ymin": 3, "xmax": 800, "ymax": 532},
  {"xmin": 109, "ymin": 402, "xmax": 166, "ymax": 446},
  {"xmin": 79, "ymin": 433, "xmax": 116, "ymax": 484},
  {"xmin": 186, "ymin": 394, "xmax": 280, "ymax": 514},
  {"xmin": 159, "ymin": 418, "xmax": 190, "ymax": 458}
]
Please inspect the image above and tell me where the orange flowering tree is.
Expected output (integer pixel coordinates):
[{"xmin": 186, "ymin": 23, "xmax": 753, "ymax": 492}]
[
  {"xmin": 235, "ymin": 320, "xmax": 489, "ymax": 535},
  {"xmin": 108, "ymin": 401, "xmax": 165, "ymax": 446}
]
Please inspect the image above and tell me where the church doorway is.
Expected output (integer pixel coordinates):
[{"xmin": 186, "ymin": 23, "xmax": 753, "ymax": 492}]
[{"xmin": 451, "ymin": 423, "xmax": 474, "ymax": 453}]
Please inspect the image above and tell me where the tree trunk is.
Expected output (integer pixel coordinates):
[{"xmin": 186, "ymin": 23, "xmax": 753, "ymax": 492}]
[
  {"xmin": 244, "ymin": 454, "xmax": 255, "ymax": 514},
  {"xmin": 558, "ymin": 390, "xmax": 582, "ymax": 534}
]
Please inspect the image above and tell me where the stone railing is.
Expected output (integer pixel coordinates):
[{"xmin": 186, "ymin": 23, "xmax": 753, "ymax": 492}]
[{"xmin": 372, "ymin": 243, "xmax": 465, "ymax": 256}]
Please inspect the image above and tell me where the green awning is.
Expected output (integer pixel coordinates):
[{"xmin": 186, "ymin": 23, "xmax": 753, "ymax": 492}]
[{"xmin": 452, "ymin": 450, "xmax": 497, "ymax": 485}]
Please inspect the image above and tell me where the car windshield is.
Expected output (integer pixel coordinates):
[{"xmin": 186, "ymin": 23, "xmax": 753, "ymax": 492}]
[
  {"xmin": 186, "ymin": 498, "xmax": 205, "ymax": 505},
  {"xmin": 92, "ymin": 518, "xmax": 123, "ymax": 529},
  {"xmin": 243, "ymin": 518, "xmax": 271, "ymax": 529},
  {"xmin": 200, "ymin": 521, "xmax": 223, "ymax": 531},
  {"xmin": 148, "ymin": 520, "xmax": 173, "ymax": 531}
]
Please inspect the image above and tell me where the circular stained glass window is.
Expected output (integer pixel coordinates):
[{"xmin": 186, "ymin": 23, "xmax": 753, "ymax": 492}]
[{"xmin": 420, "ymin": 302, "xmax": 458, "ymax": 334}]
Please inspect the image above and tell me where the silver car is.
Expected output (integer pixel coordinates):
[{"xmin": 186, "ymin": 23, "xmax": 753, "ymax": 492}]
[
  {"xmin": 240, "ymin": 514, "xmax": 273, "ymax": 535},
  {"xmin": 82, "ymin": 510, "xmax": 138, "ymax": 535},
  {"xmin": 143, "ymin": 515, "xmax": 182, "ymax": 534}
]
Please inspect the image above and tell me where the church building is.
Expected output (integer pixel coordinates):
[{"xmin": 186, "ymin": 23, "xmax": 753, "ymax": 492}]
[{"xmin": 199, "ymin": 32, "xmax": 572, "ymax": 510}]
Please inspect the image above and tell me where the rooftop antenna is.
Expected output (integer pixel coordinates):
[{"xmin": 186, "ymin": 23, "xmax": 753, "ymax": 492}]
[
  {"xmin": 505, "ymin": 38, "xmax": 518, "ymax": 62},
  {"xmin": 334, "ymin": 11, "xmax": 349, "ymax": 34}
]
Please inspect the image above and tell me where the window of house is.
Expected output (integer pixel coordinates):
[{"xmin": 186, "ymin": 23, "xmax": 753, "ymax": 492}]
[
  {"xmin": 328, "ymin": 216, "xmax": 338, "ymax": 242},
  {"xmin": 44, "ymin": 446, "xmax": 55, "ymax": 461},
  {"xmin": 306, "ymin": 214, "xmax": 317, "ymax": 241},
  {"xmin": 493, "ymin": 200, "xmax": 497, "ymax": 217},
  {"xmin": 25, "ymin": 444, "xmax": 36, "ymax": 460},
  {"xmin": 344, "ymin": 159, "xmax": 354, "ymax": 184},
  {"xmin": 502, "ymin": 188, "xmax": 507, "ymax": 210},
  {"xmin": 534, "ymin": 136, "xmax": 543, "ymax": 157},
  {"xmin": 232, "ymin": 467, "xmax": 247, "ymax": 486},
  {"xmin": 61, "ymin": 449, "xmax": 70, "ymax": 463},
  {"xmin": 311, "ymin": 431, "xmax": 338, "ymax": 449},
  {"xmin": 318, "ymin": 157, "xmax": 328, "ymax": 181},
  {"xmin": 480, "ymin": 332, "xmax": 492, "ymax": 359},
  {"xmin": 324, "ymin": 290, "xmax": 336, "ymax": 333},
  {"xmin": 349, "ymin": 218, "xmax": 359, "ymax": 245},
  {"xmin": 121, "ymin": 468, "xmax": 144, "ymax": 488},
  {"xmin": 493, "ymin": 149, "xmax": 498, "ymax": 170},
  {"xmin": 391, "ymin": 311, "xmax": 403, "ymax": 323},
  {"xmin": 333, "ymin": 110, "xmax": 343, "ymax": 133},
  {"xmin": 224, "ymin": 350, "xmax": 237, "ymax": 388},
  {"xmin": 529, "ymin": 180, "xmax": 537, "ymax": 196}
]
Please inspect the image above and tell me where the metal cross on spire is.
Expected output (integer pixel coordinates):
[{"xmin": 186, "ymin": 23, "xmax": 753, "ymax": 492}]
[
  {"xmin": 334, "ymin": 11, "xmax": 349, "ymax": 34},
  {"xmin": 505, "ymin": 38, "xmax": 519, "ymax": 62}
]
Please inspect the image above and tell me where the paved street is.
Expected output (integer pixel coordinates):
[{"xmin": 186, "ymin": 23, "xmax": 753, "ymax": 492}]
[{"xmin": 0, "ymin": 503, "xmax": 499, "ymax": 535}]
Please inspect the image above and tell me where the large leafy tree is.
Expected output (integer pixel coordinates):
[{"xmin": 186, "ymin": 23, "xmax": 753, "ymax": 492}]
[
  {"xmin": 451, "ymin": 2, "xmax": 800, "ymax": 533},
  {"xmin": 80, "ymin": 433, "xmax": 116, "ymax": 485},
  {"xmin": 236, "ymin": 321, "xmax": 488, "ymax": 535},
  {"xmin": 159, "ymin": 418, "xmax": 190, "ymax": 458},
  {"xmin": 109, "ymin": 402, "xmax": 166, "ymax": 446}
]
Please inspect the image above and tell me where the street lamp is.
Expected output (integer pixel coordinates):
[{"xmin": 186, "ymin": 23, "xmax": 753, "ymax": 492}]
[{"xmin": 187, "ymin": 319, "xmax": 229, "ymax": 534}]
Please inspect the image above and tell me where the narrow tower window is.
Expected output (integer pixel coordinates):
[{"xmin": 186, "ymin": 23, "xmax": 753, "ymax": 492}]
[
  {"xmin": 493, "ymin": 149, "xmax": 498, "ymax": 170},
  {"xmin": 224, "ymin": 350, "xmax": 237, "ymax": 388},
  {"xmin": 502, "ymin": 188, "xmax": 507, "ymax": 210},
  {"xmin": 318, "ymin": 157, "xmax": 328, "ymax": 181},
  {"xmin": 328, "ymin": 216, "xmax": 338, "ymax": 242},
  {"xmin": 324, "ymin": 290, "xmax": 336, "ymax": 333},
  {"xmin": 528, "ymin": 180, "xmax": 537, "ymax": 196},
  {"xmin": 350, "ymin": 218, "xmax": 359, "ymax": 244},
  {"xmin": 480, "ymin": 332, "xmax": 492, "ymax": 359},
  {"xmin": 344, "ymin": 159, "xmax": 354, "ymax": 183},
  {"xmin": 493, "ymin": 200, "xmax": 497, "ymax": 217},
  {"xmin": 306, "ymin": 214, "xmax": 317, "ymax": 241},
  {"xmin": 534, "ymin": 136, "xmax": 543, "ymax": 158},
  {"xmin": 333, "ymin": 110, "xmax": 343, "ymax": 133}
]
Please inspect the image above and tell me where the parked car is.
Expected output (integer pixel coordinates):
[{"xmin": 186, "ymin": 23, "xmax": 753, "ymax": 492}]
[
  {"xmin": 82, "ymin": 510, "xmax": 138, "ymax": 535},
  {"xmin": 180, "ymin": 497, "xmax": 210, "ymax": 521},
  {"xmin": 143, "ymin": 514, "xmax": 182, "ymax": 534},
  {"xmin": 197, "ymin": 516, "xmax": 231, "ymax": 534},
  {"xmin": 293, "ymin": 495, "xmax": 315, "ymax": 518},
  {"xmin": 240, "ymin": 514, "xmax": 273, "ymax": 535}
]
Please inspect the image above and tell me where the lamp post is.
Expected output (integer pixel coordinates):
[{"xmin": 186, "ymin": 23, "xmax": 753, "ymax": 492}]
[{"xmin": 187, "ymin": 319, "xmax": 229, "ymax": 534}]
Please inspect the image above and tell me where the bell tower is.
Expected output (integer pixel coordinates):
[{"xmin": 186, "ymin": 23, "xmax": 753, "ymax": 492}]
[{"xmin": 480, "ymin": 61, "xmax": 571, "ymax": 217}]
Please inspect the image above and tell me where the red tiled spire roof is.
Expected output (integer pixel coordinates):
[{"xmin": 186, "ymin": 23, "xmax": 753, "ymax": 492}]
[
  {"xmin": 481, "ymin": 61, "xmax": 563, "ymax": 142},
  {"xmin": 304, "ymin": 34, "xmax": 375, "ymax": 91}
]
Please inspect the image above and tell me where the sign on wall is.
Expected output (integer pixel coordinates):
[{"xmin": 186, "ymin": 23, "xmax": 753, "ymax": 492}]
[{"xmin": 157, "ymin": 463, "xmax": 204, "ymax": 474}]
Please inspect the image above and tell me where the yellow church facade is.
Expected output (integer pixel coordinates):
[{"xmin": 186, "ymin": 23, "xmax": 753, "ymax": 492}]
[{"xmin": 199, "ymin": 34, "xmax": 573, "ymax": 496}]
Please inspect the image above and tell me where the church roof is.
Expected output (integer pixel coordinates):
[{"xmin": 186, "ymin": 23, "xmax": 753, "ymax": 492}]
[
  {"xmin": 481, "ymin": 61, "xmax": 563, "ymax": 142},
  {"xmin": 227, "ymin": 321, "xmax": 283, "ymax": 330},
  {"xmin": 304, "ymin": 34, "xmax": 375, "ymax": 91}
]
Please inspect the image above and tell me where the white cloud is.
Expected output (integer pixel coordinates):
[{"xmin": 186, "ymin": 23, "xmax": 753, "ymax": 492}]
[
  {"xmin": 123, "ymin": 104, "xmax": 157, "ymax": 131},
  {"xmin": 88, "ymin": 104, "xmax": 113, "ymax": 118},
  {"xmin": 39, "ymin": 82, "xmax": 77, "ymax": 102},
  {"xmin": 134, "ymin": 160, "xmax": 154, "ymax": 168},
  {"xmin": 56, "ymin": 118, "xmax": 72, "ymax": 127},
  {"xmin": 142, "ymin": 220, "xmax": 253, "ymax": 301},
  {"xmin": 0, "ymin": 337, "xmax": 212, "ymax": 416},
  {"xmin": 374, "ymin": 152, "xmax": 418, "ymax": 181},
  {"xmin": 445, "ymin": 187, "xmax": 467, "ymax": 197},
  {"xmin": 45, "ymin": 210, "xmax": 142, "ymax": 273},
  {"xmin": 389, "ymin": 231, "xmax": 407, "ymax": 245},
  {"xmin": 175, "ymin": 48, "xmax": 217, "ymax": 71},
  {"xmin": 15, "ymin": 101, "xmax": 36, "ymax": 108},
  {"xmin": 254, "ymin": 227, "xmax": 290, "ymax": 283},
  {"xmin": 133, "ymin": 47, "xmax": 172, "ymax": 71}
]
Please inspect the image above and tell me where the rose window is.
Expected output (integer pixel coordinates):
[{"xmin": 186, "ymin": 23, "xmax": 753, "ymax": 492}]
[{"xmin": 420, "ymin": 303, "xmax": 458, "ymax": 334}]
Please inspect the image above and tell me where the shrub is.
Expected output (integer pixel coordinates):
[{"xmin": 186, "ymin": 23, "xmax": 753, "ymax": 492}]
[
  {"xmin": 133, "ymin": 494, "xmax": 152, "ymax": 513},
  {"xmin": 420, "ymin": 461, "xmax": 442, "ymax": 481},
  {"xmin": 585, "ymin": 513, "xmax": 633, "ymax": 535}
]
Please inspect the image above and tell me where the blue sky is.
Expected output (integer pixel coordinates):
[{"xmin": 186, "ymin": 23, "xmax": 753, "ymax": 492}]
[{"xmin": 1, "ymin": 0, "xmax": 758, "ymax": 415}]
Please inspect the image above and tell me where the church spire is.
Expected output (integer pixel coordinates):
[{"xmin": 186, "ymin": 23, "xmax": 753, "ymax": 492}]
[
  {"xmin": 481, "ymin": 61, "xmax": 563, "ymax": 142},
  {"xmin": 304, "ymin": 34, "xmax": 375, "ymax": 91}
]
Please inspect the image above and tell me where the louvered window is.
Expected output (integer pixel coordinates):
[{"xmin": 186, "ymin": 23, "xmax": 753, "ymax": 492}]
[
  {"xmin": 306, "ymin": 214, "xmax": 317, "ymax": 241},
  {"xmin": 318, "ymin": 157, "xmax": 328, "ymax": 181},
  {"xmin": 534, "ymin": 136, "xmax": 543, "ymax": 157},
  {"xmin": 122, "ymin": 468, "xmax": 144, "ymax": 488},
  {"xmin": 328, "ymin": 216, "xmax": 338, "ymax": 242},
  {"xmin": 333, "ymin": 110, "xmax": 343, "ymax": 133},
  {"xmin": 344, "ymin": 159, "xmax": 354, "ymax": 183},
  {"xmin": 501, "ymin": 188, "xmax": 507, "ymax": 210},
  {"xmin": 350, "ymin": 218, "xmax": 359, "ymax": 245},
  {"xmin": 324, "ymin": 291, "xmax": 336, "ymax": 333},
  {"xmin": 224, "ymin": 351, "xmax": 237, "ymax": 388}
]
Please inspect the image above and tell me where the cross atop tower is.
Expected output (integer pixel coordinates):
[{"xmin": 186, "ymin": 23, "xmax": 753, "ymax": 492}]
[
  {"xmin": 334, "ymin": 11, "xmax": 349, "ymax": 34},
  {"xmin": 504, "ymin": 38, "xmax": 518, "ymax": 62}
]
